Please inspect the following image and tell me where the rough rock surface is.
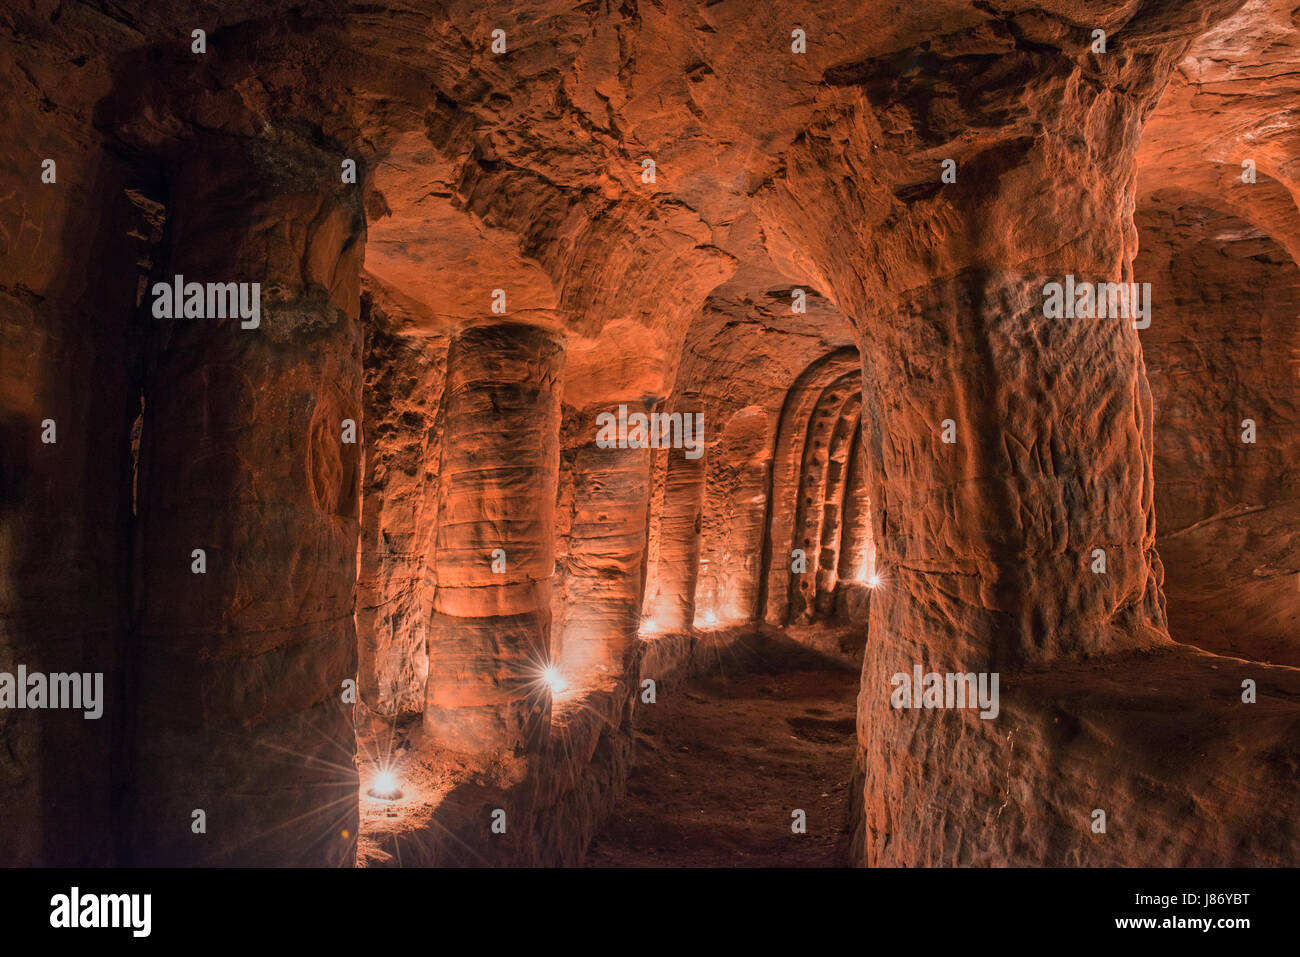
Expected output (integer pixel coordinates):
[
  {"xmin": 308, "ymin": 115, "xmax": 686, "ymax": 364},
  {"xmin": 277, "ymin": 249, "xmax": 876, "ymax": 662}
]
[{"xmin": 1, "ymin": 0, "xmax": 1297, "ymax": 867}]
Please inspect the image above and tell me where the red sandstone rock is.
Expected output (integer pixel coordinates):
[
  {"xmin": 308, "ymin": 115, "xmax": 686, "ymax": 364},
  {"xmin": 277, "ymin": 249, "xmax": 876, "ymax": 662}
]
[{"xmin": 0, "ymin": 0, "xmax": 1297, "ymax": 868}]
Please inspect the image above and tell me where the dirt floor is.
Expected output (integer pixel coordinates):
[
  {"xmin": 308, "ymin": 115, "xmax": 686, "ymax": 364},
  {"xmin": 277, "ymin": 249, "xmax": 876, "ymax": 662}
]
[{"xmin": 585, "ymin": 636, "xmax": 860, "ymax": 867}]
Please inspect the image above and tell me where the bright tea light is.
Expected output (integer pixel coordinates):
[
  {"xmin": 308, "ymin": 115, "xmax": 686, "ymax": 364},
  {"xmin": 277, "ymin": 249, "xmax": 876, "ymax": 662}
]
[
  {"xmin": 542, "ymin": 665, "xmax": 567, "ymax": 695},
  {"xmin": 367, "ymin": 769, "xmax": 402, "ymax": 801}
]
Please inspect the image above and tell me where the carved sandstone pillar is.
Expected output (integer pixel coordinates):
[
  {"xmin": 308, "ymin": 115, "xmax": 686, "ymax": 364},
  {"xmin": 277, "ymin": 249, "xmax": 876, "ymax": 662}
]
[
  {"xmin": 423, "ymin": 323, "xmax": 564, "ymax": 755},
  {"xmin": 788, "ymin": 384, "xmax": 858, "ymax": 622},
  {"xmin": 645, "ymin": 446, "xmax": 706, "ymax": 632},
  {"xmin": 754, "ymin": 22, "xmax": 1201, "ymax": 862},
  {"xmin": 129, "ymin": 135, "xmax": 365, "ymax": 866},
  {"xmin": 814, "ymin": 402, "xmax": 862, "ymax": 618},
  {"xmin": 836, "ymin": 428, "xmax": 875, "ymax": 585},
  {"xmin": 700, "ymin": 408, "xmax": 772, "ymax": 624},
  {"xmin": 556, "ymin": 403, "xmax": 654, "ymax": 685},
  {"xmin": 760, "ymin": 349, "xmax": 860, "ymax": 624}
]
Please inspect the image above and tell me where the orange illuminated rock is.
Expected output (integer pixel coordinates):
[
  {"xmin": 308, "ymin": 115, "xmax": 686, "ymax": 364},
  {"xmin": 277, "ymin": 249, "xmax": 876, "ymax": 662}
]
[{"xmin": 1, "ymin": 0, "xmax": 1297, "ymax": 869}]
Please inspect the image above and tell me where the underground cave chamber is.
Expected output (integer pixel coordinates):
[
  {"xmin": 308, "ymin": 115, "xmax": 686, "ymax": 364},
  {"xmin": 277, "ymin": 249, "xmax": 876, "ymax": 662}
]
[{"xmin": 2, "ymin": 0, "xmax": 1299, "ymax": 868}]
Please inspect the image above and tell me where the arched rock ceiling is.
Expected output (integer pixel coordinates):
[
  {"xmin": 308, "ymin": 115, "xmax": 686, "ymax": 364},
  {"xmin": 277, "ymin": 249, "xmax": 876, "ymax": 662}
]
[
  {"xmin": 1135, "ymin": 0, "xmax": 1300, "ymax": 261},
  {"xmin": 63, "ymin": 0, "xmax": 1300, "ymax": 386}
]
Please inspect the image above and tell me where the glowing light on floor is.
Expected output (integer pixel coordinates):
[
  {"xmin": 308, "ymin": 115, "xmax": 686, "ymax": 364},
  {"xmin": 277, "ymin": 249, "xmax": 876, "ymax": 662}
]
[
  {"xmin": 702, "ymin": 610, "xmax": 718, "ymax": 626},
  {"xmin": 641, "ymin": 618, "xmax": 658, "ymax": 635},
  {"xmin": 867, "ymin": 573, "xmax": 883, "ymax": 589},
  {"xmin": 367, "ymin": 768, "xmax": 403, "ymax": 801},
  {"xmin": 542, "ymin": 665, "xmax": 568, "ymax": 695}
]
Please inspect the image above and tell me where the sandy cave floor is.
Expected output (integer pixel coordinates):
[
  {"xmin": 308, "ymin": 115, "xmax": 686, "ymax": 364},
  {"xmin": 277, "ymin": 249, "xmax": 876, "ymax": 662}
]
[{"xmin": 586, "ymin": 642, "xmax": 859, "ymax": 867}]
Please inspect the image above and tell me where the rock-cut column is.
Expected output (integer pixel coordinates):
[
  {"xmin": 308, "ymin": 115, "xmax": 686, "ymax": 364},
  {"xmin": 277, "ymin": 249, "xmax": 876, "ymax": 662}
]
[
  {"xmin": 556, "ymin": 402, "xmax": 654, "ymax": 686},
  {"xmin": 760, "ymin": 349, "xmax": 860, "ymax": 624},
  {"xmin": 761, "ymin": 4, "xmax": 1281, "ymax": 868},
  {"xmin": 836, "ymin": 428, "xmax": 875, "ymax": 585},
  {"xmin": 813, "ymin": 403, "xmax": 862, "ymax": 618},
  {"xmin": 129, "ymin": 135, "xmax": 365, "ymax": 866},
  {"xmin": 787, "ymin": 376, "xmax": 858, "ymax": 622},
  {"xmin": 694, "ymin": 407, "xmax": 771, "ymax": 624},
  {"xmin": 424, "ymin": 323, "xmax": 564, "ymax": 755},
  {"xmin": 646, "ymin": 446, "xmax": 706, "ymax": 632}
]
